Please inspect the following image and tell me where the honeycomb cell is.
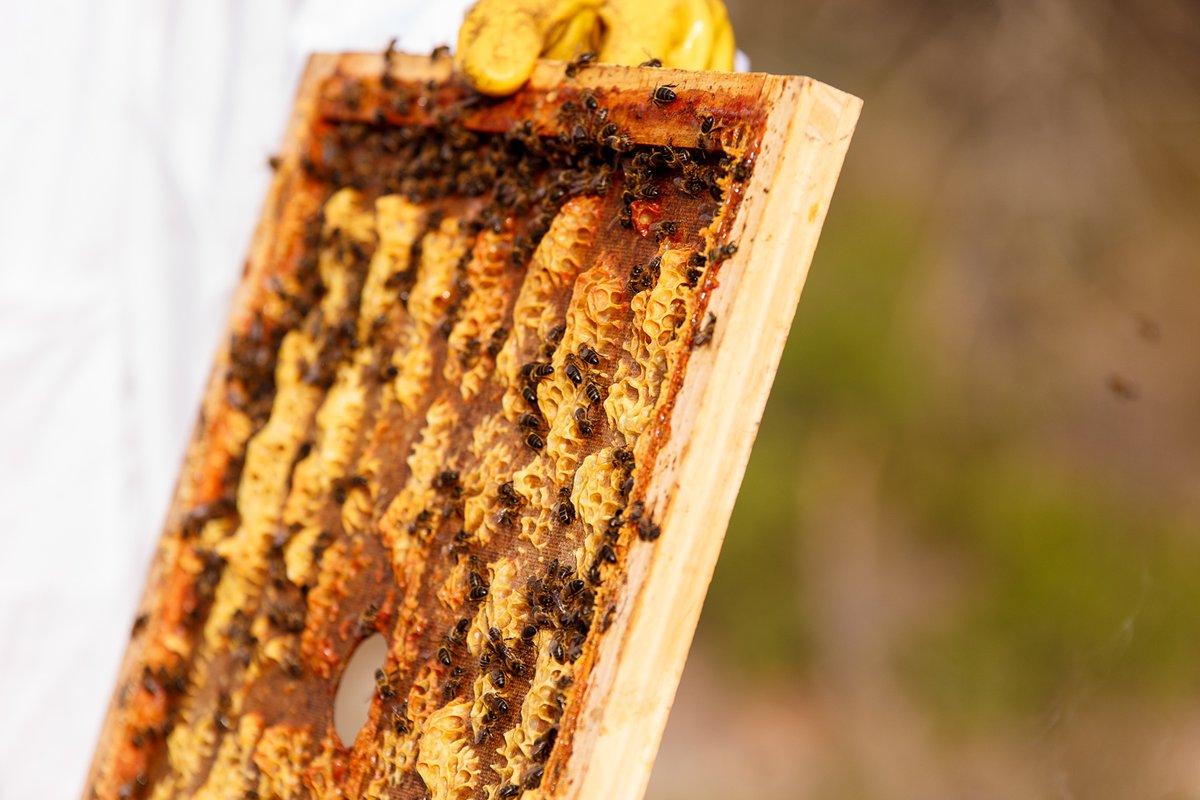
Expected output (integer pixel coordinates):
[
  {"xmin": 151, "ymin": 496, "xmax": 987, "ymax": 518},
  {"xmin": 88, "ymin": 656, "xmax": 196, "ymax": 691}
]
[
  {"xmin": 191, "ymin": 713, "xmax": 264, "ymax": 800},
  {"xmin": 415, "ymin": 699, "xmax": 480, "ymax": 800},
  {"xmin": 445, "ymin": 229, "xmax": 516, "ymax": 400},
  {"xmin": 282, "ymin": 363, "xmax": 367, "ymax": 585},
  {"xmin": 254, "ymin": 725, "xmax": 315, "ymax": 800},
  {"xmin": 603, "ymin": 247, "xmax": 695, "ymax": 440},
  {"xmin": 495, "ymin": 642, "xmax": 572, "ymax": 793},
  {"xmin": 358, "ymin": 195, "xmax": 423, "ymax": 343}
]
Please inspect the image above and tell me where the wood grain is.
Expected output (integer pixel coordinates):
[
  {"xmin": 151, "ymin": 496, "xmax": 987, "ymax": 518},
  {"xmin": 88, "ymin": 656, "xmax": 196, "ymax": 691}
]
[{"xmin": 564, "ymin": 75, "xmax": 861, "ymax": 800}]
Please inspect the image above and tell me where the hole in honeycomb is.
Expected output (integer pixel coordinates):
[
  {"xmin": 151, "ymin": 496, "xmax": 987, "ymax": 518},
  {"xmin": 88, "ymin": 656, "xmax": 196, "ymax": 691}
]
[{"xmin": 334, "ymin": 634, "xmax": 388, "ymax": 745}]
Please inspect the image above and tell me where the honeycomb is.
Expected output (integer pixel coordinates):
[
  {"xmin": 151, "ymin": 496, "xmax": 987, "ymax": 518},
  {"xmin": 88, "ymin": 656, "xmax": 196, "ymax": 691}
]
[{"xmin": 86, "ymin": 51, "xmax": 770, "ymax": 800}]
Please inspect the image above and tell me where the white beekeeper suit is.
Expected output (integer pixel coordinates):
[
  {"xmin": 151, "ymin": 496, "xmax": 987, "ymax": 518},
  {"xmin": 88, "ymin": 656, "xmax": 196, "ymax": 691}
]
[{"xmin": 0, "ymin": 2, "xmax": 466, "ymax": 796}]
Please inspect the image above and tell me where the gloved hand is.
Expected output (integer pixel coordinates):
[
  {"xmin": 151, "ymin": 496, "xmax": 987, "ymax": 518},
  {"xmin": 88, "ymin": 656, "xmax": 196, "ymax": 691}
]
[{"xmin": 457, "ymin": 0, "xmax": 735, "ymax": 96}]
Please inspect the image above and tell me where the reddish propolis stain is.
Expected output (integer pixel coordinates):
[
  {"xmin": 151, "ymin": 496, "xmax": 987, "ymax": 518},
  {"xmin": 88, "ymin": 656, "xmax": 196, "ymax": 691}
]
[{"xmin": 631, "ymin": 199, "xmax": 662, "ymax": 238}]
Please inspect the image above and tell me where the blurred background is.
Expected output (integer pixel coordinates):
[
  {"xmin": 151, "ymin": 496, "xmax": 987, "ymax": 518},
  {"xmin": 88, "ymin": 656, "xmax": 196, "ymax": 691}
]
[
  {"xmin": 650, "ymin": 1, "xmax": 1200, "ymax": 798},
  {"xmin": 2, "ymin": 0, "xmax": 1198, "ymax": 797}
]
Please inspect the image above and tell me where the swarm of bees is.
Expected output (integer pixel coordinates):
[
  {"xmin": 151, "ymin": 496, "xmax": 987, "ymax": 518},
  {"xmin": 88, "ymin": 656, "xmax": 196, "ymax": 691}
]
[{"xmin": 95, "ymin": 51, "xmax": 756, "ymax": 800}]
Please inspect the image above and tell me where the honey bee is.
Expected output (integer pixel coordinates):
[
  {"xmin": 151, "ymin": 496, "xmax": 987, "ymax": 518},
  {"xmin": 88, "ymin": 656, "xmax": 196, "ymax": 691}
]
[
  {"xmin": 585, "ymin": 170, "xmax": 611, "ymax": 195},
  {"xmin": 693, "ymin": 312, "xmax": 717, "ymax": 347},
  {"xmin": 709, "ymin": 242, "xmax": 738, "ymax": 264},
  {"xmin": 585, "ymin": 380, "xmax": 603, "ymax": 405},
  {"xmin": 524, "ymin": 764, "xmax": 546, "ymax": 789},
  {"xmin": 638, "ymin": 516, "xmax": 662, "ymax": 541},
  {"xmin": 657, "ymin": 145, "xmax": 690, "ymax": 169},
  {"xmin": 483, "ymin": 692, "xmax": 509, "ymax": 714},
  {"xmin": 432, "ymin": 470, "xmax": 459, "ymax": 491},
  {"xmin": 381, "ymin": 38, "xmax": 400, "ymax": 88},
  {"xmin": 627, "ymin": 264, "xmax": 653, "ymax": 294},
  {"xmin": 565, "ymin": 51, "xmax": 597, "ymax": 78},
  {"xmin": 543, "ymin": 323, "xmax": 566, "ymax": 358},
  {"xmin": 563, "ymin": 354, "xmax": 584, "ymax": 385},
  {"xmin": 356, "ymin": 603, "xmax": 380, "ymax": 636},
  {"xmin": 391, "ymin": 702, "xmax": 412, "ymax": 734},
  {"xmin": 685, "ymin": 252, "xmax": 707, "ymax": 286},
  {"xmin": 574, "ymin": 406, "xmax": 593, "ymax": 437},
  {"xmin": 488, "ymin": 668, "xmax": 507, "ymax": 689},
  {"xmin": 633, "ymin": 181, "xmax": 660, "ymax": 200},
  {"xmin": 487, "ymin": 326, "xmax": 508, "ymax": 358},
  {"xmin": 468, "ymin": 569, "xmax": 489, "ymax": 601},
  {"xmin": 651, "ymin": 84, "xmax": 678, "ymax": 106},
  {"xmin": 557, "ymin": 99, "xmax": 579, "ymax": 121},
  {"xmin": 604, "ymin": 132, "xmax": 635, "ymax": 152},
  {"xmin": 732, "ymin": 157, "xmax": 753, "ymax": 182},
  {"xmin": 649, "ymin": 220, "xmax": 679, "ymax": 241},
  {"xmin": 498, "ymin": 480, "xmax": 526, "ymax": 507},
  {"xmin": 531, "ymin": 727, "xmax": 558, "ymax": 762},
  {"xmin": 522, "ymin": 361, "xmax": 555, "ymax": 382},
  {"xmin": 375, "ymin": 668, "xmax": 395, "ymax": 699}
]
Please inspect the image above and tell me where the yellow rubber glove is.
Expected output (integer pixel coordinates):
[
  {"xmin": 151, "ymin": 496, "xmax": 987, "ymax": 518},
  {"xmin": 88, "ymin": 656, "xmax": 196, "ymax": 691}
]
[{"xmin": 457, "ymin": 0, "xmax": 736, "ymax": 96}]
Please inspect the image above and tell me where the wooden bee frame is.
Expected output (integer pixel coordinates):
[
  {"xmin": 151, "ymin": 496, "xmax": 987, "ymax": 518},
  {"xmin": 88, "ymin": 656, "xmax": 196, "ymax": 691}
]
[{"xmin": 85, "ymin": 53, "xmax": 860, "ymax": 800}]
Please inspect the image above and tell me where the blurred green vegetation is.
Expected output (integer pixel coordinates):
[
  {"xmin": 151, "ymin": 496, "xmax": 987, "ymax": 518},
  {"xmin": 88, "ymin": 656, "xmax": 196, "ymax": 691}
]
[
  {"xmin": 900, "ymin": 456, "xmax": 1200, "ymax": 730},
  {"xmin": 701, "ymin": 182, "xmax": 1200, "ymax": 728},
  {"xmin": 661, "ymin": 2, "xmax": 1200, "ymax": 795},
  {"xmin": 701, "ymin": 195, "xmax": 928, "ymax": 675}
]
